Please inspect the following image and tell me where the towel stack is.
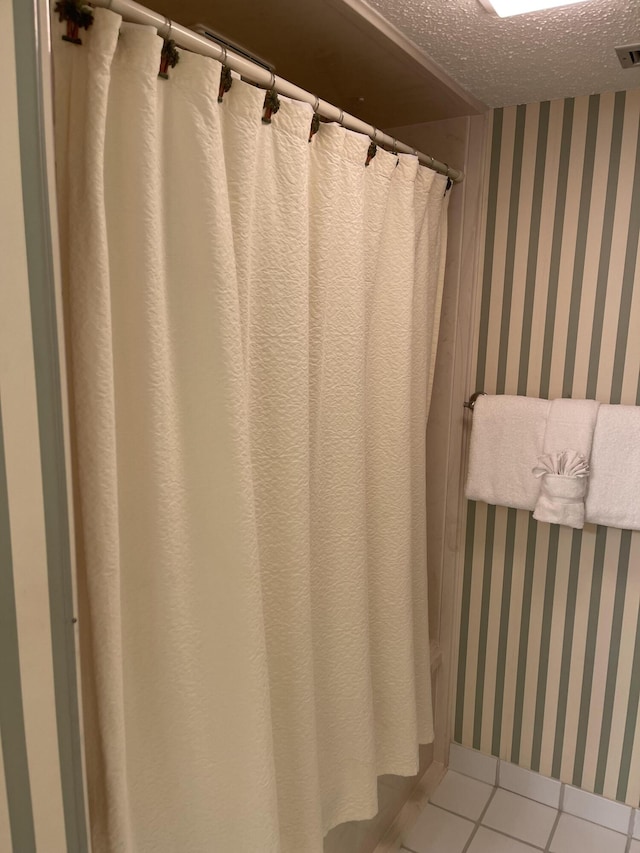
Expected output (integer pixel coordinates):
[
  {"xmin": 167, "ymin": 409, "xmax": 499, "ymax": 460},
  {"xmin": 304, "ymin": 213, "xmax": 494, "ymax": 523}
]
[{"xmin": 465, "ymin": 395, "xmax": 640, "ymax": 531}]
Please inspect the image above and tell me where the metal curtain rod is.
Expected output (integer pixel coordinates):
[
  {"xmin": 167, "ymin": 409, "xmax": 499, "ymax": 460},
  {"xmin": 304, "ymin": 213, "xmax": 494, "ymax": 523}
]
[{"xmin": 90, "ymin": 0, "xmax": 464, "ymax": 183}]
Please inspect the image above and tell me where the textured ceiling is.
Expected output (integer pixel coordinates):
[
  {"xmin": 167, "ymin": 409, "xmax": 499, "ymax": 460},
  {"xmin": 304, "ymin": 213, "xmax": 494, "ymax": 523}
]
[{"xmin": 364, "ymin": 0, "xmax": 640, "ymax": 107}]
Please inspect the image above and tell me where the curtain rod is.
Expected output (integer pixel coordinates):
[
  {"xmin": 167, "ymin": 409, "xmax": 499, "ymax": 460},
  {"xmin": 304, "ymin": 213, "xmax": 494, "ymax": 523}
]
[{"xmin": 89, "ymin": 0, "xmax": 464, "ymax": 183}]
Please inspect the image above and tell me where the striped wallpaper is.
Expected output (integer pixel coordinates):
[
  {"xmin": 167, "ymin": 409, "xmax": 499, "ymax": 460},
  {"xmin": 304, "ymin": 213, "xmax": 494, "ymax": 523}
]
[
  {"xmin": 455, "ymin": 87, "xmax": 640, "ymax": 805},
  {"xmin": 1, "ymin": 1, "xmax": 87, "ymax": 850}
]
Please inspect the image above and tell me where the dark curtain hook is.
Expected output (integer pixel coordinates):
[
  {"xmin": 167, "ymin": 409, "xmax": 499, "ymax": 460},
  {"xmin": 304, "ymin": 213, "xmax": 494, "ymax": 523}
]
[
  {"xmin": 159, "ymin": 27, "xmax": 180, "ymax": 79},
  {"xmin": 55, "ymin": 0, "xmax": 94, "ymax": 44},
  {"xmin": 263, "ymin": 86, "xmax": 281, "ymax": 124}
]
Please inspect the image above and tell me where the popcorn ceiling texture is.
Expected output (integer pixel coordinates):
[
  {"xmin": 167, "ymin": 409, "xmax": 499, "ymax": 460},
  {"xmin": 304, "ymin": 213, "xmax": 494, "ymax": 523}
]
[{"xmin": 366, "ymin": 0, "xmax": 640, "ymax": 107}]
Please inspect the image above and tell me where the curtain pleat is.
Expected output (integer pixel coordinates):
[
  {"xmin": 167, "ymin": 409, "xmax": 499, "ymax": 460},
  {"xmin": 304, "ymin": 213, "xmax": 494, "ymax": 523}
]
[
  {"xmin": 411, "ymin": 170, "xmax": 449, "ymax": 740},
  {"xmin": 242, "ymin": 95, "xmax": 323, "ymax": 848},
  {"xmin": 53, "ymin": 9, "xmax": 450, "ymax": 853},
  {"xmin": 366, "ymin": 154, "xmax": 421, "ymax": 772},
  {"xmin": 308, "ymin": 124, "xmax": 377, "ymax": 829},
  {"xmin": 54, "ymin": 13, "xmax": 134, "ymax": 851}
]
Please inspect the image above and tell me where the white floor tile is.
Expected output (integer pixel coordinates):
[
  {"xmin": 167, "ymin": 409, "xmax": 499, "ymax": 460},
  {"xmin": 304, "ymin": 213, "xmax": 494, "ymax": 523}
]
[
  {"xmin": 549, "ymin": 813, "xmax": 627, "ymax": 853},
  {"xmin": 449, "ymin": 743, "xmax": 498, "ymax": 785},
  {"xmin": 562, "ymin": 784, "xmax": 631, "ymax": 834},
  {"xmin": 499, "ymin": 761, "xmax": 561, "ymax": 808},
  {"xmin": 468, "ymin": 826, "xmax": 545, "ymax": 853},
  {"xmin": 630, "ymin": 841, "xmax": 640, "ymax": 853},
  {"xmin": 430, "ymin": 770, "xmax": 493, "ymax": 820},
  {"xmin": 403, "ymin": 803, "xmax": 475, "ymax": 853},
  {"xmin": 634, "ymin": 809, "xmax": 640, "ymax": 840},
  {"xmin": 482, "ymin": 788, "xmax": 556, "ymax": 848}
]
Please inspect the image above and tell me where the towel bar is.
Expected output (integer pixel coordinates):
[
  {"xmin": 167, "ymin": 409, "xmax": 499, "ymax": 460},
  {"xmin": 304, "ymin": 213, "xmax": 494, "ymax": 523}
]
[{"xmin": 463, "ymin": 391, "xmax": 485, "ymax": 411}]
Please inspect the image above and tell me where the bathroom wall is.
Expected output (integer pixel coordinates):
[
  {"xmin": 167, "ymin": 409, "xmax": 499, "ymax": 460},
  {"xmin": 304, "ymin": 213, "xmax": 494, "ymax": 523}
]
[
  {"xmin": 0, "ymin": 1, "xmax": 87, "ymax": 850},
  {"xmin": 455, "ymin": 87, "xmax": 640, "ymax": 805}
]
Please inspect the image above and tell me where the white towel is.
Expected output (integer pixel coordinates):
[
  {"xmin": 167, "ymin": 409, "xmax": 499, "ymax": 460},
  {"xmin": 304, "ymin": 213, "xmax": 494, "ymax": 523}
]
[
  {"xmin": 586, "ymin": 404, "xmax": 640, "ymax": 530},
  {"xmin": 465, "ymin": 394, "xmax": 550, "ymax": 511},
  {"xmin": 532, "ymin": 450, "xmax": 590, "ymax": 528},
  {"xmin": 539, "ymin": 398, "xmax": 601, "ymax": 457},
  {"xmin": 532, "ymin": 399, "xmax": 600, "ymax": 529}
]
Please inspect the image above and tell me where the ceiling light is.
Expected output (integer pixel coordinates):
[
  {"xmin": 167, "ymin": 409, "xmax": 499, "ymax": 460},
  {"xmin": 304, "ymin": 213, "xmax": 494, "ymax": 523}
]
[{"xmin": 478, "ymin": 0, "xmax": 590, "ymax": 17}]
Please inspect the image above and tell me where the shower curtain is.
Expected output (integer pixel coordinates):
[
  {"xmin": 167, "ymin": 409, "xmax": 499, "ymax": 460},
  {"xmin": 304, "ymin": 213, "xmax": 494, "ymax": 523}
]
[{"xmin": 53, "ymin": 9, "xmax": 449, "ymax": 853}]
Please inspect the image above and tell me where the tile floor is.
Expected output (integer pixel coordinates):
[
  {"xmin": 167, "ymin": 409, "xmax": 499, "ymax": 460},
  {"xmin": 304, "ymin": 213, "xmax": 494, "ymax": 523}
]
[{"xmin": 401, "ymin": 767, "xmax": 636, "ymax": 853}]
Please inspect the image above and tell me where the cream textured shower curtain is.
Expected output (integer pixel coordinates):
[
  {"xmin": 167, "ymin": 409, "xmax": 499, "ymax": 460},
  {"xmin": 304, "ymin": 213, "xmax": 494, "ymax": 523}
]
[{"xmin": 53, "ymin": 9, "xmax": 449, "ymax": 853}]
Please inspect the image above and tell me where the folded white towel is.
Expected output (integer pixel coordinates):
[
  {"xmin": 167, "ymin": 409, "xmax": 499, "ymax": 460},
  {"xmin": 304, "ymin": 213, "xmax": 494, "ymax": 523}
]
[
  {"xmin": 540, "ymin": 398, "xmax": 601, "ymax": 457},
  {"xmin": 532, "ymin": 450, "xmax": 590, "ymax": 528},
  {"xmin": 585, "ymin": 404, "xmax": 640, "ymax": 530},
  {"xmin": 465, "ymin": 394, "xmax": 550, "ymax": 511},
  {"xmin": 532, "ymin": 399, "xmax": 600, "ymax": 529}
]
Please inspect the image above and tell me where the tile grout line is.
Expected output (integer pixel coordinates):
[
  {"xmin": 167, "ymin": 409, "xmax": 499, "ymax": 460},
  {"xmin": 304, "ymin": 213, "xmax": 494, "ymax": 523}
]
[
  {"xmin": 479, "ymin": 825, "xmax": 545, "ymax": 850},
  {"xmin": 543, "ymin": 811, "xmax": 562, "ymax": 853},
  {"xmin": 559, "ymin": 810, "xmax": 634, "ymax": 835},
  {"xmin": 449, "ymin": 767, "xmax": 497, "ymax": 786},
  {"xmin": 558, "ymin": 783, "xmax": 632, "ymax": 837},
  {"xmin": 461, "ymin": 786, "xmax": 498, "ymax": 853},
  {"xmin": 429, "ymin": 801, "xmax": 545, "ymax": 850},
  {"xmin": 452, "ymin": 766, "xmax": 560, "ymax": 810},
  {"xmin": 457, "ymin": 748, "xmax": 633, "ymax": 829},
  {"xmin": 624, "ymin": 806, "xmax": 635, "ymax": 853},
  {"xmin": 543, "ymin": 783, "xmax": 565, "ymax": 853},
  {"xmin": 422, "ymin": 751, "xmax": 636, "ymax": 853}
]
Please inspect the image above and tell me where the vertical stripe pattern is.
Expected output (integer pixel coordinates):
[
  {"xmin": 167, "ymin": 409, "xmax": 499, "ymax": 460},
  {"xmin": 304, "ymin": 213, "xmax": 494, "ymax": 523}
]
[
  {"xmin": 0, "ymin": 0, "xmax": 87, "ymax": 848},
  {"xmin": 456, "ymin": 87, "xmax": 640, "ymax": 805},
  {"xmin": 0, "ymin": 403, "xmax": 36, "ymax": 851}
]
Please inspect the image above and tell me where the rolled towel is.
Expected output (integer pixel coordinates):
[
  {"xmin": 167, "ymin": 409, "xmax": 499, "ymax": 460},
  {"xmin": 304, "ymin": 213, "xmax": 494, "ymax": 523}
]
[
  {"xmin": 532, "ymin": 450, "xmax": 590, "ymax": 528},
  {"xmin": 586, "ymin": 404, "xmax": 640, "ymax": 530},
  {"xmin": 532, "ymin": 398, "xmax": 599, "ymax": 528},
  {"xmin": 465, "ymin": 394, "xmax": 550, "ymax": 511}
]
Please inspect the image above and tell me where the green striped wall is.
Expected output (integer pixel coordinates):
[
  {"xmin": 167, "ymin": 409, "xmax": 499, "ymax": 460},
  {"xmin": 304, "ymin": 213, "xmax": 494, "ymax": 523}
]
[
  {"xmin": 455, "ymin": 87, "xmax": 640, "ymax": 805},
  {"xmin": 0, "ymin": 0, "xmax": 88, "ymax": 849}
]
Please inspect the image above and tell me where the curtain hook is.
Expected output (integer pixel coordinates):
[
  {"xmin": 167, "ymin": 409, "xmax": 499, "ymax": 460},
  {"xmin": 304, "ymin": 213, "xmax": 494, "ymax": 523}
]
[
  {"xmin": 269, "ymin": 71, "xmax": 276, "ymax": 90},
  {"xmin": 392, "ymin": 138, "xmax": 398, "ymax": 155},
  {"xmin": 365, "ymin": 138, "xmax": 377, "ymax": 167},
  {"xmin": 443, "ymin": 163, "xmax": 453, "ymax": 193},
  {"xmin": 218, "ymin": 50, "xmax": 233, "ymax": 102},
  {"xmin": 372, "ymin": 128, "xmax": 378, "ymax": 142},
  {"xmin": 159, "ymin": 18, "xmax": 179, "ymax": 79},
  {"xmin": 309, "ymin": 109, "xmax": 321, "ymax": 142},
  {"xmin": 263, "ymin": 83, "xmax": 280, "ymax": 123},
  {"xmin": 339, "ymin": 109, "xmax": 344, "ymax": 125},
  {"xmin": 309, "ymin": 96, "xmax": 321, "ymax": 141}
]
